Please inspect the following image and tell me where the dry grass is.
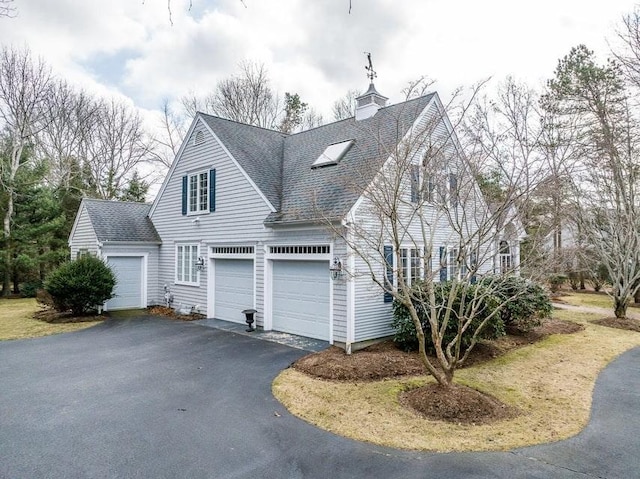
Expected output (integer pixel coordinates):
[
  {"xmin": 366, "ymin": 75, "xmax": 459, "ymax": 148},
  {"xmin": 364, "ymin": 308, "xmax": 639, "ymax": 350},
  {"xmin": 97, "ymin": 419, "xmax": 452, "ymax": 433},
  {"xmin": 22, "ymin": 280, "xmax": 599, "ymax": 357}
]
[
  {"xmin": 559, "ymin": 291, "xmax": 614, "ymax": 310},
  {"xmin": 0, "ymin": 298, "xmax": 101, "ymax": 341},
  {"xmin": 273, "ymin": 309, "xmax": 640, "ymax": 452}
]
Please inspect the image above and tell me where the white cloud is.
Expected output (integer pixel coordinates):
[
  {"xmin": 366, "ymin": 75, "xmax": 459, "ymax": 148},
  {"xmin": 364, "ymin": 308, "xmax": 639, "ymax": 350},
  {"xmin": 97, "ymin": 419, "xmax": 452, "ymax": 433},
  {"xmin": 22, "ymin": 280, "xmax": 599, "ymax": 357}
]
[{"xmin": 1, "ymin": 0, "xmax": 637, "ymax": 119}]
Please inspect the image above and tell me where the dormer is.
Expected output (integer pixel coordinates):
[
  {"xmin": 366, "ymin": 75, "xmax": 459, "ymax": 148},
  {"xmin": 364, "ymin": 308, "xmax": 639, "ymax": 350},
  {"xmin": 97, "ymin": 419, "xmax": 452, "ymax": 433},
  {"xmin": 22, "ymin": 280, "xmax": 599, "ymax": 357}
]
[{"xmin": 355, "ymin": 82, "xmax": 388, "ymax": 121}]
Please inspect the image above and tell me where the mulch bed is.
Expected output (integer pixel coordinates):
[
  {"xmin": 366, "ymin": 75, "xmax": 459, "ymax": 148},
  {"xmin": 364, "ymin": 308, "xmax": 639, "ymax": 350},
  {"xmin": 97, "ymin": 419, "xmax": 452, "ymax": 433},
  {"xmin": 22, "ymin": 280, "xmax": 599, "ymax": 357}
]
[
  {"xmin": 292, "ymin": 318, "xmax": 582, "ymax": 425},
  {"xmin": 32, "ymin": 308, "xmax": 102, "ymax": 324},
  {"xmin": 292, "ymin": 318, "xmax": 584, "ymax": 381},
  {"xmin": 400, "ymin": 383, "xmax": 520, "ymax": 425},
  {"xmin": 592, "ymin": 317, "xmax": 640, "ymax": 332},
  {"xmin": 148, "ymin": 305, "xmax": 205, "ymax": 321}
]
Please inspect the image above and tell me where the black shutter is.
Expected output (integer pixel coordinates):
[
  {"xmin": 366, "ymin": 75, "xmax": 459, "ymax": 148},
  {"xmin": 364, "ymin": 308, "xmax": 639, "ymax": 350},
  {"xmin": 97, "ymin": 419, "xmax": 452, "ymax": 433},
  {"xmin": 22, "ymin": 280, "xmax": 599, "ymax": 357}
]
[
  {"xmin": 209, "ymin": 169, "xmax": 216, "ymax": 212},
  {"xmin": 181, "ymin": 175, "xmax": 188, "ymax": 215},
  {"xmin": 439, "ymin": 246, "xmax": 447, "ymax": 282},
  {"xmin": 384, "ymin": 245, "xmax": 393, "ymax": 303},
  {"xmin": 470, "ymin": 251, "xmax": 477, "ymax": 284},
  {"xmin": 449, "ymin": 173, "xmax": 458, "ymax": 207}
]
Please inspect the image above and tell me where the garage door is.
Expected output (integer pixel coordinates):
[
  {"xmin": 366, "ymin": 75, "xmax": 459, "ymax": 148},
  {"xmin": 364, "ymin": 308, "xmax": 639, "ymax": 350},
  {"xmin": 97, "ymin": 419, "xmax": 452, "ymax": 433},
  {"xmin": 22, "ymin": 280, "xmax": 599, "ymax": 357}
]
[
  {"xmin": 214, "ymin": 259, "xmax": 254, "ymax": 323},
  {"xmin": 272, "ymin": 260, "xmax": 330, "ymax": 340},
  {"xmin": 105, "ymin": 256, "xmax": 143, "ymax": 310}
]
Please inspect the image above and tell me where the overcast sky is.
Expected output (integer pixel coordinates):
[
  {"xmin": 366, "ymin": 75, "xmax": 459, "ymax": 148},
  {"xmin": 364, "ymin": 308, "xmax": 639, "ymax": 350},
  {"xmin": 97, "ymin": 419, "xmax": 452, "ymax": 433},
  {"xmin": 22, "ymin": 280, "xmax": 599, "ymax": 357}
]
[{"xmin": 1, "ymin": 0, "xmax": 638, "ymax": 122}]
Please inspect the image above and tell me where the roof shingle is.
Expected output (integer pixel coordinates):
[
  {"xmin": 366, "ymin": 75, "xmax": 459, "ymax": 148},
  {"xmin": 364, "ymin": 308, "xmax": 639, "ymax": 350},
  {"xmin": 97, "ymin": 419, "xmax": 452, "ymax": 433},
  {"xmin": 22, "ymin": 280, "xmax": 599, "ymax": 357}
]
[{"xmin": 83, "ymin": 199, "xmax": 161, "ymax": 243}]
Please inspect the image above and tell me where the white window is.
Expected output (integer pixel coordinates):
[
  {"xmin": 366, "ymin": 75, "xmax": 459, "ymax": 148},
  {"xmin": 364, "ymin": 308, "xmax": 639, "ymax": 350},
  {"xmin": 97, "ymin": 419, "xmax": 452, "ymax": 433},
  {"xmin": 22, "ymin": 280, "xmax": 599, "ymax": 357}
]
[
  {"xmin": 449, "ymin": 247, "xmax": 460, "ymax": 281},
  {"xmin": 499, "ymin": 240, "xmax": 512, "ymax": 274},
  {"xmin": 188, "ymin": 172, "xmax": 209, "ymax": 213},
  {"xmin": 176, "ymin": 244, "xmax": 199, "ymax": 285},
  {"xmin": 400, "ymin": 247, "xmax": 424, "ymax": 285}
]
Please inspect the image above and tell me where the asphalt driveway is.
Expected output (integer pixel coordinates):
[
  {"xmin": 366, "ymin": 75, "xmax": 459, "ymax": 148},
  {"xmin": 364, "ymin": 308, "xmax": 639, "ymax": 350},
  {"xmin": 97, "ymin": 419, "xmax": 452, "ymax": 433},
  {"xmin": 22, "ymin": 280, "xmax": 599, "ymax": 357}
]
[{"xmin": 1, "ymin": 316, "xmax": 638, "ymax": 478}]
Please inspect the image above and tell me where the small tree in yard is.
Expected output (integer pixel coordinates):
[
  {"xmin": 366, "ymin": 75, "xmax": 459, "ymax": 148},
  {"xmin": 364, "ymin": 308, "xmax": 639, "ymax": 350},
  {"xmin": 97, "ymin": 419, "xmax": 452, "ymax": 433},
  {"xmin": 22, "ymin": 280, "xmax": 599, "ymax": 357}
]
[
  {"xmin": 327, "ymin": 79, "xmax": 546, "ymax": 388},
  {"xmin": 45, "ymin": 256, "xmax": 116, "ymax": 316}
]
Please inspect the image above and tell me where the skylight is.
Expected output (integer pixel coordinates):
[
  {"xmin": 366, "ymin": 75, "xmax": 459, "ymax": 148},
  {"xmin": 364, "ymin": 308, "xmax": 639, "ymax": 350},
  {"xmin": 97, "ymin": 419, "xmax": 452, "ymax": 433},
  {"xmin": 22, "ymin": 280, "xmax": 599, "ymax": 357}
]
[{"xmin": 312, "ymin": 140, "xmax": 354, "ymax": 168}]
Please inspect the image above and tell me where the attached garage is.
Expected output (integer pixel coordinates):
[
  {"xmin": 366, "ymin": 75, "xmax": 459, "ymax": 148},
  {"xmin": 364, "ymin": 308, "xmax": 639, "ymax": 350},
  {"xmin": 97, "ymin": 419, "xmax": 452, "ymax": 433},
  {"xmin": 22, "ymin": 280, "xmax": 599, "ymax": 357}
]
[
  {"xmin": 105, "ymin": 256, "xmax": 145, "ymax": 310},
  {"xmin": 271, "ymin": 260, "xmax": 330, "ymax": 340},
  {"xmin": 213, "ymin": 259, "xmax": 254, "ymax": 323}
]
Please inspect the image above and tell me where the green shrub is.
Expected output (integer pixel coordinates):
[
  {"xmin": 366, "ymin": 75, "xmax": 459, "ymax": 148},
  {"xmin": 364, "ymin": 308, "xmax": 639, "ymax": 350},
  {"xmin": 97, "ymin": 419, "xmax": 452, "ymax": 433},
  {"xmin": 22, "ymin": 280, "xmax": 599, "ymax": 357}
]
[
  {"xmin": 481, "ymin": 275, "xmax": 552, "ymax": 332},
  {"xmin": 20, "ymin": 280, "xmax": 43, "ymax": 298},
  {"xmin": 391, "ymin": 281, "xmax": 504, "ymax": 353},
  {"xmin": 547, "ymin": 274, "xmax": 567, "ymax": 293},
  {"xmin": 45, "ymin": 256, "xmax": 116, "ymax": 316},
  {"xmin": 590, "ymin": 264, "xmax": 610, "ymax": 292}
]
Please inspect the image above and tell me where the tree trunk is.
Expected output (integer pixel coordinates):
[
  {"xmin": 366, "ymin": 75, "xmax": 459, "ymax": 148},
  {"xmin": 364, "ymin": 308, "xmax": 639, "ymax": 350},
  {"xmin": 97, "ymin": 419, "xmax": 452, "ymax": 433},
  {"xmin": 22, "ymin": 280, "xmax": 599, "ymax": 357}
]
[
  {"xmin": 614, "ymin": 297, "xmax": 627, "ymax": 319},
  {"xmin": 634, "ymin": 287, "xmax": 640, "ymax": 305}
]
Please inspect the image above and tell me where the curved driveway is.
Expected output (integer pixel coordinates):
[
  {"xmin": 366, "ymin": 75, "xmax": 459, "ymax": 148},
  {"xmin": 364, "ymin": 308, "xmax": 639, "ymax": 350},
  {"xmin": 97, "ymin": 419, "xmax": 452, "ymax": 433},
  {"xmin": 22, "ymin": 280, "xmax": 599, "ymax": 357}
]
[{"xmin": 1, "ymin": 316, "xmax": 638, "ymax": 478}]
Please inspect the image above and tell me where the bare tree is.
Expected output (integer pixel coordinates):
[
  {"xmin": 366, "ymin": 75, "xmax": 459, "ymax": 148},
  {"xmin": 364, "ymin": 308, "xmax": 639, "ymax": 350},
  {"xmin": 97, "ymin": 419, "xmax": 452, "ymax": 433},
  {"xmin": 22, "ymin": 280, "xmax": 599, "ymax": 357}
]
[
  {"xmin": 182, "ymin": 61, "xmax": 280, "ymax": 129},
  {"xmin": 84, "ymin": 98, "xmax": 154, "ymax": 200},
  {"xmin": 326, "ymin": 80, "xmax": 540, "ymax": 388},
  {"xmin": 0, "ymin": 46, "xmax": 52, "ymax": 295},
  {"xmin": 545, "ymin": 45, "xmax": 640, "ymax": 318},
  {"xmin": 332, "ymin": 89, "xmax": 360, "ymax": 121},
  {"xmin": 0, "ymin": 0, "xmax": 16, "ymax": 17},
  {"xmin": 148, "ymin": 99, "xmax": 186, "ymax": 169},
  {"xmin": 37, "ymin": 80, "xmax": 99, "ymax": 191}
]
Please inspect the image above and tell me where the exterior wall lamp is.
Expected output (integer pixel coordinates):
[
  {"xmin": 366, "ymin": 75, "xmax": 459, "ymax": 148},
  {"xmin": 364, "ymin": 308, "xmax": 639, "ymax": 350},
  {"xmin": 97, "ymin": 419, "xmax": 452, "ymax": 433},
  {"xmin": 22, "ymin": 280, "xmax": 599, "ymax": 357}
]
[
  {"xmin": 195, "ymin": 256, "xmax": 205, "ymax": 271},
  {"xmin": 330, "ymin": 256, "xmax": 343, "ymax": 280}
]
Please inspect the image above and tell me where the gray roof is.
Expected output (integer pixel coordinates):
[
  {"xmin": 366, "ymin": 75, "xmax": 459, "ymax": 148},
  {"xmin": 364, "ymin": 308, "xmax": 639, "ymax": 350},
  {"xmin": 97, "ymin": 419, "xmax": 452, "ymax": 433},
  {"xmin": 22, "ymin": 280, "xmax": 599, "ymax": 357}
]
[
  {"xmin": 83, "ymin": 199, "xmax": 161, "ymax": 243},
  {"xmin": 200, "ymin": 93, "xmax": 435, "ymax": 225},
  {"xmin": 200, "ymin": 115, "xmax": 285, "ymax": 210}
]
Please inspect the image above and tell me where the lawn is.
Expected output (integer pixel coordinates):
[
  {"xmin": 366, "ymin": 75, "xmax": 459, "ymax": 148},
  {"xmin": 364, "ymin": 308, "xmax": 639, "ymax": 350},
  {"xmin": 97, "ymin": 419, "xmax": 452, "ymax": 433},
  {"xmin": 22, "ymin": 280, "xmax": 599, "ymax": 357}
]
[
  {"xmin": 559, "ymin": 291, "xmax": 614, "ymax": 309},
  {"xmin": 0, "ymin": 298, "xmax": 101, "ymax": 340},
  {"xmin": 273, "ymin": 309, "xmax": 640, "ymax": 452}
]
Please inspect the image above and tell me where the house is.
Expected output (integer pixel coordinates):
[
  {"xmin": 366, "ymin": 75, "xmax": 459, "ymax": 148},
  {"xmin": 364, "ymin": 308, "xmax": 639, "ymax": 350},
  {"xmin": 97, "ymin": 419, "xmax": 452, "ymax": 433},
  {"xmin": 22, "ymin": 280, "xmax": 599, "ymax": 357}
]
[{"xmin": 69, "ymin": 82, "xmax": 521, "ymax": 351}]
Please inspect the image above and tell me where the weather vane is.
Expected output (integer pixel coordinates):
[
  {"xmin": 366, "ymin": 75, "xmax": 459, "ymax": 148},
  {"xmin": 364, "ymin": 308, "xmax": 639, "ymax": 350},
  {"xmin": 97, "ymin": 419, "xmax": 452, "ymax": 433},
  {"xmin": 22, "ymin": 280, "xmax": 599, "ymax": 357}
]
[{"xmin": 364, "ymin": 52, "xmax": 377, "ymax": 82}]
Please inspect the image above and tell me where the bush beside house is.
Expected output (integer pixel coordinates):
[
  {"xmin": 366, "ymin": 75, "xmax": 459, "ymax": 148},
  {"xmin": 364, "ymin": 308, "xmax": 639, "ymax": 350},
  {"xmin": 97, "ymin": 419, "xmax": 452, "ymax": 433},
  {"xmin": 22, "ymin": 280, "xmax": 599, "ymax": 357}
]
[
  {"xmin": 45, "ymin": 256, "xmax": 116, "ymax": 316},
  {"xmin": 392, "ymin": 277, "xmax": 552, "ymax": 352}
]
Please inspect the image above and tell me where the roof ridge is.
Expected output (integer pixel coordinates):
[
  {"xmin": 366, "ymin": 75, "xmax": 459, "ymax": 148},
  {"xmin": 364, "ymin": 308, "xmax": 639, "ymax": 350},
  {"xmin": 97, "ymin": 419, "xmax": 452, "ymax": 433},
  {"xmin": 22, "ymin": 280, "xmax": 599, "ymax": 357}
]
[
  {"xmin": 197, "ymin": 112, "xmax": 289, "ymax": 137},
  {"xmin": 83, "ymin": 198, "xmax": 152, "ymax": 206}
]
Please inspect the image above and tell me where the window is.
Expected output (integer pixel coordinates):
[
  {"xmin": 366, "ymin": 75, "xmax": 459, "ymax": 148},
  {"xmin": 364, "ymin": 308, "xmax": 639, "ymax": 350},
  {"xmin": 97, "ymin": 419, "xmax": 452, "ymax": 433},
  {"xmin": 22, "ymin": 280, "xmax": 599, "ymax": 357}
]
[
  {"xmin": 312, "ymin": 140, "xmax": 354, "ymax": 168},
  {"xmin": 449, "ymin": 247, "xmax": 460, "ymax": 281},
  {"xmin": 182, "ymin": 169, "xmax": 215, "ymax": 215},
  {"xmin": 410, "ymin": 165, "xmax": 436, "ymax": 204},
  {"xmin": 499, "ymin": 240, "xmax": 512, "ymax": 274},
  {"xmin": 76, "ymin": 248, "xmax": 90, "ymax": 259},
  {"xmin": 189, "ymin": 172, "xmax": 208, "ymax": 213},
  {"xmin": 399, "ymin": 247, "xmax": 423, "ymax": 286},
  {"xmin": 194, "ymin": 130, "xmax": 205, "ymax": 145},
  {"xmin": 176, "ymin": 244, "xmax": 199, "ymax": 285}
]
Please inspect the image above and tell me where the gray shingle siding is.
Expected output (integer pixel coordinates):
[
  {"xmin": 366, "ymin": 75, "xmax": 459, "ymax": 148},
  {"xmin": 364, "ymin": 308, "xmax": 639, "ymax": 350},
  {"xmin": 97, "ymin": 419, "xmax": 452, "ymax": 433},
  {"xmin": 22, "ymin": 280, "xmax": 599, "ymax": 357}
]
[{"xmin": 69, "ymin": 207, "xmax": 99, "ymax": 258}]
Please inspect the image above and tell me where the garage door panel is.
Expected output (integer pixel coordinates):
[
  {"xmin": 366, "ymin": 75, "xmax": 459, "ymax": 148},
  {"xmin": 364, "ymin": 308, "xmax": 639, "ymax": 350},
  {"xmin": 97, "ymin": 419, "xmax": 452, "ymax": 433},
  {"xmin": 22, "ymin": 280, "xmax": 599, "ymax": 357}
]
[
  {"xmin": 214, "ymin": 259, "xmax": 254, "ymax": 323},
  {"xmin": 272, "ymin": 261, "xmax": 329, "ymax": 340},
  {"xmin": 106, "ymin": 256, "xmax": 143, "ymax": 310}
]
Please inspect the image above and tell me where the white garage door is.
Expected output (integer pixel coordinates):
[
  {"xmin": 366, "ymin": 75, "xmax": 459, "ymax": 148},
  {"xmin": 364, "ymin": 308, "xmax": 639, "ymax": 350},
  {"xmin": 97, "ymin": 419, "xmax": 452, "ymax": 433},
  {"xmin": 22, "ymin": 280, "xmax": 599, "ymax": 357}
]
[
  {"xmin": 272, "ymin": 260, "xmax": 330, "ymax": 340},
  {"xmin": 214, "ymin": 259, "xmax": 254, "ymax": 323},
  {"xmin": 105, "ymin": 256, "xmax": 143, "ymax": 310}
]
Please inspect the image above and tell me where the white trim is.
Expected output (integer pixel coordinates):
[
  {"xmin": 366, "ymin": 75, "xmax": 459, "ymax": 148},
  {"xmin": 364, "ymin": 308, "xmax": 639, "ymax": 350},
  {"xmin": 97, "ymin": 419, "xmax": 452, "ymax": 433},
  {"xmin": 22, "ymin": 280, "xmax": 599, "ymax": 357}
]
[
  {"xmin": 174, "ymin": 243, "xmax": 200, "ymax": 286},
  {"xmin": 186, "ymin": 169, "xmax": 210, "ymax": 215},
  {"xmin": 264, "ymin": 243, "xmax": 333, "ymax": 343},
  {"xmin": 264, "ymin": 256, "xmax": 273, "ymax": 331},
  {"xmin": 68, "ymin": 200, "xmax": 88, "ymax": 247},
  {"xmin": 207, "ymin": 253, "xmax": 257, "ymax": 321},
  {"xmin": 207, "ymin": 257, "xmax": 215, "ymax": 318},
  {"xmin": 102, "ymin": 253, "xmax": 148, "ymax": 311},
  {"xmin": 346, "ymin": 221, "xmax": 356, "ymax": 352}
]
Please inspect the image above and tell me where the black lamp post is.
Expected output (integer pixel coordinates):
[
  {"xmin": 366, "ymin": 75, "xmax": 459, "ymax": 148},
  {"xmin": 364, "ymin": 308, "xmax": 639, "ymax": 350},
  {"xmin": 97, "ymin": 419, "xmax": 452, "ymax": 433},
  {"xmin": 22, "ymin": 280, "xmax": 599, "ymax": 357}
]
[{"xmin": 242, "ymin": 308, "xmax": 257, "ymax": 332}]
